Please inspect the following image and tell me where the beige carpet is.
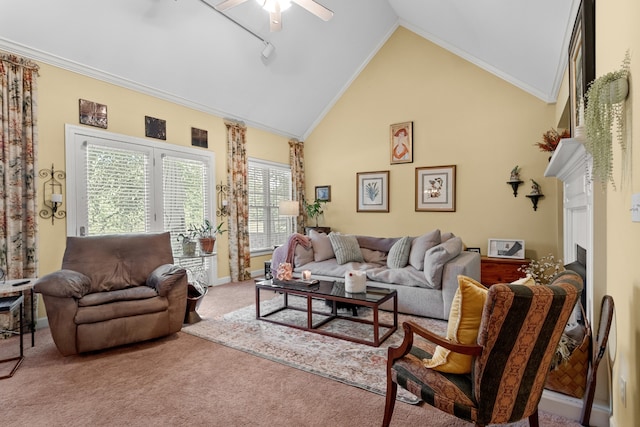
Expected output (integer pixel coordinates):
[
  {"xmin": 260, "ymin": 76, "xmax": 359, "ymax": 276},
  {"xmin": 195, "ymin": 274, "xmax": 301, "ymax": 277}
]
[{"xmin": 0, "ymin": 280, "xmax": 584, "ymax": 426}]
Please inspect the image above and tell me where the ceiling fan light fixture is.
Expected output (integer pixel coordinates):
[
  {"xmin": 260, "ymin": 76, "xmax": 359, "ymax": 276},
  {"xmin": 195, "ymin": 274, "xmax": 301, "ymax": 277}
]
[{"xmin": 257, "ymin": 0, "xmax": 291, "ymax": 13}]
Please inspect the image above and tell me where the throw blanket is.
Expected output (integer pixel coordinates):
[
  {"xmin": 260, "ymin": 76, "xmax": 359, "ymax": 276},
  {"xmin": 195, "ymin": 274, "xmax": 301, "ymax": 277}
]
[{"xmin": 272, "ymin": 233, "xmax": 311, "ymax": 270}]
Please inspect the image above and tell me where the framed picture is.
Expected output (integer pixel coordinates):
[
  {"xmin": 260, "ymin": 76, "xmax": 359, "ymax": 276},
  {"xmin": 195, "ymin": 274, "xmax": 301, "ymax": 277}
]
[
  {"xmin": 145, "ymin": 116, "xmax": 166, "ymax": 140},
  {"xmin": 467, "ymin": 247, "xmax": 481, "ymax": 254},
  {"xmin": 315, "ymin": 185, "xmax": 331, "ymax": 202},
  {"xmin": 390, "ymin": 121, "xmax": 413, "ymax": 164},
  {"xmin": 415, "ymin": 165, "xmax": 456, "ymax": 212},
  {"xmin": 191, "ymin": 127, "xmax": 208, "ymax": 148},
  {"xmin": 488, "ymin": 238, "xmax": 525, "ymax": 259},
  {"xmin": 357, "ymin": 171, "xmax": 389, "ymax": 212},
  {"xmin": 79, "ymin": 99, "xmax": 107, "ymax": 129},
  {"xmin": 568, "ymin": 0, "xmax": 595, "ymax": 136}
]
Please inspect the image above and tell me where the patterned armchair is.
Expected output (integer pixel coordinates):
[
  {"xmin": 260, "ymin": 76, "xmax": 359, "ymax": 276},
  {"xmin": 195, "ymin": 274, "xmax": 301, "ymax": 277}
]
[{"xmin": 382, "ymin": 270, "xmax": 583, "ymax": 427}]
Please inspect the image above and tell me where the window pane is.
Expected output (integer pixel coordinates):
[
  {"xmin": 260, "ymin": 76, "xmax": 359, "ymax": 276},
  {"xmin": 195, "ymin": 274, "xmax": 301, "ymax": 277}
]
[
  {"xmin": 248, "ymin": 159, "xmax": 292, "ymax": 251},
  {"xmin": 86, "ymin": 144, "xmax": 150, "ymax": 235}
]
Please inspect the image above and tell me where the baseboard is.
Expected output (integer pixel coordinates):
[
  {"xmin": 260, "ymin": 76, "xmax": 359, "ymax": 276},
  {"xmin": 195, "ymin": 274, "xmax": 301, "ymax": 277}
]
[{"xmin": 540, "ymin": 390, "xmax": 610, "ymax": 427}]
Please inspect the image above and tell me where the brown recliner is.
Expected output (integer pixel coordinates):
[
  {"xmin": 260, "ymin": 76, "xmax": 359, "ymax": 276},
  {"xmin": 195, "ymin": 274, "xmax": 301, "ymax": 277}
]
[{"xmin": 35, "ymin": 232, "xmax": 188, "ymax": 356}]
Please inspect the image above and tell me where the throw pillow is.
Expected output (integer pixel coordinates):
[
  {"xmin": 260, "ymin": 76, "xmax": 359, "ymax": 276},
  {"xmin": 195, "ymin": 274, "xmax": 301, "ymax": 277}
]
[
  {"xmin": 440, "ymin": 231, "xmax": 455, "ymax": 242},
  {"xmin": 328, "ymin": 232, "xmax": 364, "ymax": 265},
  {"xmin": 511, "ymin": 276, "xmax": 535, "ymax": 286},
  {"xmin": 387, "ymin": 236, "xmax": 412, "ymax": 269},
  {"xmin": 423, "ymin": 237, "xmax": 462, "ymax": 288},
  {"xmin": 408, "ymin": 229, "xmax": 441, "ymax": 270},
  {"xmin": 308, "ymin": 229, "xmax": 334, "ymax": 262},
  {"xmin": 294, "ymin": 244, "xmax": 314, "ymax": 267},
  {"xmin": 423, "ymin": 275, "xmax": 488, "ymax": 374}
]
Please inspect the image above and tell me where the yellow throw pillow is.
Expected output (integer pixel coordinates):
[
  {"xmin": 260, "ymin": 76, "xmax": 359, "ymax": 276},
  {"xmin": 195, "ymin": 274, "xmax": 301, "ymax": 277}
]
[
  {"xmin": 511, "ymin": 276, "xmax": 535, "ymax": 286},
  {"xmin": 423, "ymin": 275, "xmax": 488, "ymax": 374}
]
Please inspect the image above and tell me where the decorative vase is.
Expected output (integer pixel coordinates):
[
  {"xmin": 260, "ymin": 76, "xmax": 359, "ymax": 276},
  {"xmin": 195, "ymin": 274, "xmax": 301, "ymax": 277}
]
[
  {"xmin": 199, "ymin": 237, "xmax": 216, "ymax": 254},
  {"xmin": 182, "ymin": 240, "xmax": 197, "ymax": 256}
]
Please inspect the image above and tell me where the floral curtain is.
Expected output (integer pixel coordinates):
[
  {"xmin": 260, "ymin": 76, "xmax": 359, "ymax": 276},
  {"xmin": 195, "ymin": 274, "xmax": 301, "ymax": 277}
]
[
  {"xmin": 288, "ymin": 139, "xmax": 305, "ymax": 234},
  {"xmin": 0, "ymin": 53, "xmax": 39, "ymax": 281},
  {"xmin": 225, "ymin": 119, "xmax": 251, "ymax": 282}
]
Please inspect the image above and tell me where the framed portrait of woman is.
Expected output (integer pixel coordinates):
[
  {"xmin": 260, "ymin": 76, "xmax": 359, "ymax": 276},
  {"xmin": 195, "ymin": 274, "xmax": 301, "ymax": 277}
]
[{"xmin": 390, "ymin": 121, "xmax": 413, "ymax": 164}]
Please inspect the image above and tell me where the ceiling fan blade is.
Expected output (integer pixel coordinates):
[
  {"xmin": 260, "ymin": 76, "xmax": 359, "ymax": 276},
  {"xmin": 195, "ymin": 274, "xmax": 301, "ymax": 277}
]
[
  {"xmin": 270, "ymin": 2, "xmax": 282, "ymax": 32},
  {"xmin": 214, "ymin": 0, "xmax": 250, "ymax": 12},
  {"xmin": 292, "ymin": 0, "xmax": 333, "ymax": 21}
]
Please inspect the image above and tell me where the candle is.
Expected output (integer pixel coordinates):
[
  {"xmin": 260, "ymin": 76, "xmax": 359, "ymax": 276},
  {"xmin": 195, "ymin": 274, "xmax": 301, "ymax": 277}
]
[
  {"xmin": 51, "ymin": 193, "xmax": 63, "ymax": 203},
  {"xmin": 302, "ymin": 270, "xmax": 311, "ymax": 280}
]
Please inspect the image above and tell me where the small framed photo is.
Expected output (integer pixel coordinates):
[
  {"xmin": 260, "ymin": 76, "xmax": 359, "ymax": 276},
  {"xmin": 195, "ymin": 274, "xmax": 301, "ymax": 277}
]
[
  {"xmin": 415, "ymin": 165, "xmax": 456, "ymax": 212},
  {"xmin": 145, "ymin": 116, "xmax": 166, "ymax": 140},
  {"xmin": 79, "ymin": 99, "xmax": 107, "ymax": 129},
  {"xmin": 315, "ymin": 185, "xmax": 331, "ymax": 202},
  {"xmin": 390, "ymin": 121, "xmax": 413, "ymax": 164},
  {"xmin": 488, "ymin": 238, "xmax": 525, "ymax": 259},
  {"xmin": 191, "ymin": 127, "xmax": 208, "ymax": 148},
  {"xmin": 357, "ymin": 171, "xmax": 389, "ymax": 212},
  {"xmin": 467, "ymin": 247, "xmax": 481, "ymax": 254}
]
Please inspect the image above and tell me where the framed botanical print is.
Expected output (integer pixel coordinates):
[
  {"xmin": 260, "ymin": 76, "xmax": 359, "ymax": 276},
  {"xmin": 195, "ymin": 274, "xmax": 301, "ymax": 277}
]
[
  {"xmin": 390, "ymin": 121, "xmax": 413, "ymax": 164},
  {"xmin": 357, "ymin": 171, "xmax": 389, "ymax": 212},
  {"xmin": 415, "ymin": 165, "xmax": 456, "ymax": 212},
  {"xmin": 315, "ymin": 185, "xmax": 331, "ymax": 202}
]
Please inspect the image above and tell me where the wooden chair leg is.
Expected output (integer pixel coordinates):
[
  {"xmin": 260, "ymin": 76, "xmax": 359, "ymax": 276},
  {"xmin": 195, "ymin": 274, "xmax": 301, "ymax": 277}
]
[
  {"xmin": 529, "ymin": 409, "xmax": 539, "ymax": 427},
  {"xmin": 382, "ymin": 379, "xmax": 398, "ymax": 427}
]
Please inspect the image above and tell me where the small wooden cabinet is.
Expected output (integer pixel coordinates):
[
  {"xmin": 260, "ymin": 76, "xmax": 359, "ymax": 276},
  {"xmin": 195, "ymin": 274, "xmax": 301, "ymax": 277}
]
[{"xmin": 480, "ymin": 256, "xmax": 530, "ymax": 286}]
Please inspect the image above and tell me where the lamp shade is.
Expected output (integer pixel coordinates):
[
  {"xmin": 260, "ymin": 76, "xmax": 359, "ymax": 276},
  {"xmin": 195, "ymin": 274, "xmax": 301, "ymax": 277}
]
[{"xmin": 278, "ymin": 200, "xmax": 299, "ymax": 216}]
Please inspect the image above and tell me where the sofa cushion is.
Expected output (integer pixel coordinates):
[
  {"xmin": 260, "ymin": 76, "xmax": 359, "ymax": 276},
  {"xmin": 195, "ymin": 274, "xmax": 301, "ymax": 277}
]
[
  {"xmin": 441, "ymin": 231, "xmax": 455, "ymax": 242},
  {"xmin": 424, "ymin": 237, "xmax": 462, "ymax": 288},
  {"xmin": 360, "ymin": 248, "xmax": 387, "ymax": 264},
  {"xmin": 75, "ymin": 297, "xmax": 169, "ymax": 324},
  {"xmin": 387, "ymin": 236, "xmax": 412, "ymax": 269},
  {"xmin": 423, "ymin": 275, "xmax": 488, "ymax": 373},
  {"xmin": 78, "ymin": 286, "xmax": 158, "ymax": 307},
  {"xmin": 309, "ymin": 229, "xmax": 334, "ymax": 262},
  {"xmin": 355, "ymin": 235, "xmax": 400, "ymax": 253},
  {"xmin": 328, "ymin": 233, "xmax": 364, "ymax": 264},
  {"xmin": 408, "ymin": 229, "xmax": 441, "ymax": 270}
]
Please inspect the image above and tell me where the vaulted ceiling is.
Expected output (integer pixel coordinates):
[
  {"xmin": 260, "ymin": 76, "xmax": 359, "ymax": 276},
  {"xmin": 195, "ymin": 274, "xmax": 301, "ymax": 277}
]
[{"xmin": 0, "ymin": 0, "xmax": 579, "ymax": 139}]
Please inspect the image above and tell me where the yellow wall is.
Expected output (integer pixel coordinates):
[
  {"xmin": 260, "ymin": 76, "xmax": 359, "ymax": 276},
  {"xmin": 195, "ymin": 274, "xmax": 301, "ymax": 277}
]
[
  {"xmin": 36, "ymin": 63, "xmax": 290, "ymax": 282},
  {"xmin": 597, "ymin": 0, "xmax": 640, "ymax": 425},
  {"xmin": 306, "ymin": 27, "xmax": 559, "ymax": 259}
]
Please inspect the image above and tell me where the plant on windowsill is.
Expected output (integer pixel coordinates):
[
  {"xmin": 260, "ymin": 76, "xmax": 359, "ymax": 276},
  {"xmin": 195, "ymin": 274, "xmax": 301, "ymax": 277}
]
[{"xmin": 584, "ymin": 50, "xmax": 630, "ymax": 189}]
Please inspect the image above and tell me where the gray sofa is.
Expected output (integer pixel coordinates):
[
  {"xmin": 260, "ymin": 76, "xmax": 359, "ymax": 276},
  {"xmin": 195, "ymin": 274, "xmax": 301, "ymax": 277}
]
[
  {"xmin": 34, "ymin": 232, "xmax": 188, "ymax": 356},
  {"xmin": 272, "ymin": 229, "xmax": 480, "ymax": 320}
]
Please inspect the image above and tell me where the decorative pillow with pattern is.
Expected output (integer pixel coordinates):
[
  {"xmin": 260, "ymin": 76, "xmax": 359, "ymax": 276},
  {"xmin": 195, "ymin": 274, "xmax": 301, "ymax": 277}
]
[
  {"xmin": 328, "ymin": 232, "xmax": 364, "ymax": 265},
  {"xmin": 387, "ymin": 236, "xmax": 412, "ymax": 269}
]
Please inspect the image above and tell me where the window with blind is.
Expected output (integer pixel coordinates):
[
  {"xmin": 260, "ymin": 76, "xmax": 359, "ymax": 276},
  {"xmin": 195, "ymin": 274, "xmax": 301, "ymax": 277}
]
[
  {"xmin": 66, "ymin": 125, "xmax": 215, "ymax": 260},
  {"xmin": 248, "ymin": 158, "xmax": 294, "ymax": 252}
]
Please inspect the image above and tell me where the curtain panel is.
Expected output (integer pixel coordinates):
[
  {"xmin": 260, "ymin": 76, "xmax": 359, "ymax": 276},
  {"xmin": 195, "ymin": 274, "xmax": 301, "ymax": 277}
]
[
  {"xmin": 0, "ymin": 53, "xmax": 39, "ymax": 280},
  {"xmin": 288, "ymin": 139, "xmax": 305, "ymax": 234},
  {"xmin": 224, "ymin": 120, "xmax": 251, "ymax": 282}
]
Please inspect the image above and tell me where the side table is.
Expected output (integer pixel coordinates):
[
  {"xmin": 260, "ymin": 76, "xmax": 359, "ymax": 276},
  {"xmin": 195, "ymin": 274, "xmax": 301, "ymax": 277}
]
[
  {"xmin": 0, "ymin": 279, "xmax": 36, "ymax": 347},
  {"xmin": 480, "ymin": 256, "xmax": 529, "ymax": 286},
  {"xmin": 0, "ymin": 294, "xmax": 24, "ymax": 379}
]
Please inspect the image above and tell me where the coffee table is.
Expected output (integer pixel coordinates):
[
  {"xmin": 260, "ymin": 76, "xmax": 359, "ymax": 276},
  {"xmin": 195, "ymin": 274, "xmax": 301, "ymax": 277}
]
[{"xmin": 255, "ymin": 279, "xmax": 397, "ymax": 347}]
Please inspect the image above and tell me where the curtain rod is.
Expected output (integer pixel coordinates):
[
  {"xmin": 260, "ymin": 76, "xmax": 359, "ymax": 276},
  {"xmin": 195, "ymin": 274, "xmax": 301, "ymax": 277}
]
[{"xmin": 0, "ymin": 52, "xmax": 40, "ymax": 73}]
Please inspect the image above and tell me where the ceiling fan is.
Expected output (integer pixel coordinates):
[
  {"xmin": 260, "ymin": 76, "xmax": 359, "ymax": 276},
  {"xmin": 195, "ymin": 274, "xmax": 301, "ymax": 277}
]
[{"xmin": 214, "ymin": 0, "xmax": 333, "ymax": 32}]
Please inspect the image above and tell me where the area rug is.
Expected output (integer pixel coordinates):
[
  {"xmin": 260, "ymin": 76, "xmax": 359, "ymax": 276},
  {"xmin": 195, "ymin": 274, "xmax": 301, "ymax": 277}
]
[{"xmin": 183, "ymin": 294, "xmax": 447, "ymax": 404}]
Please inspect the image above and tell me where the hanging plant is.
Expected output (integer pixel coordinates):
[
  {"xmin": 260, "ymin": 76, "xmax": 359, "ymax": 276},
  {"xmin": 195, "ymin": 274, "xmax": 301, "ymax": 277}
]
[{"xmin": 584, "ymin": 51, "xmax": 631, "ymax": 188}]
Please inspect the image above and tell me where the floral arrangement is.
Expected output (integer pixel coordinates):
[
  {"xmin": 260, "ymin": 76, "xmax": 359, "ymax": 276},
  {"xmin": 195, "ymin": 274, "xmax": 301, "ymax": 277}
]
[
  {"xmin": 276, "ymin": 262, "xmax": 293, "ymax": 281},
  {"xmin": 535, "ymin": 128, "xmax": 570, "ymax": 153},
  {"xmin": 517, "ymin": 253, "xmax": 565, "ymax": 285}
]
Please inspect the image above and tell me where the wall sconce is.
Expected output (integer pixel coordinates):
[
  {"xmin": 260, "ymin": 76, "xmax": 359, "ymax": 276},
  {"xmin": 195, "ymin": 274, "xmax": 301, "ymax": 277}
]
[
  {"xmin": 39, "ymin": 164, "xmax": 66, "ymax": 224},
  {"xmin": 216, "ymin": 181, "xmax": 230, "ymax": 217},
  {"xmin": 526, "ymin": 179, "xmax": 544, "ymax": 211}
]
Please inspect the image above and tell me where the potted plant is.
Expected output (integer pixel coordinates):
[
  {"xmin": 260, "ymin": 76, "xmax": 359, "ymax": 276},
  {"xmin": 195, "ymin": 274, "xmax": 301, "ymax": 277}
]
[
  {"xmin": 178, "ymin": 220, "xmax": 226, "ymax": 255},
  {"xmin": 304, "ymin": 199, "xmax": 327, "ymax": 227},
  {"xmin": 535, "ymin": 128, "xmax": 570, "ymax": 159},
  {"xmin": 584, "ymin": 51, "xmax": 630, "ymax": 188},
  {"xmin": 194, "ymin": 219, "xmax": 226, "ymax": 254}
]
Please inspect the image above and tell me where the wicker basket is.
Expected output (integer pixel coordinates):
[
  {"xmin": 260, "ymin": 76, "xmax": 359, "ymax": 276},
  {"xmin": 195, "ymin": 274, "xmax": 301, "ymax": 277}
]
[{"xmin": 545, "ymin": 306, "xmax": 591, "ymax": 398}]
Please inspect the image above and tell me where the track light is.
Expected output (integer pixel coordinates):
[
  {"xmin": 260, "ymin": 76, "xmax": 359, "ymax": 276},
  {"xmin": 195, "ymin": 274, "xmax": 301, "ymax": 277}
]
[{"xmin": 261, "ymin": 42, "xmax": 275, "ymax": 58}]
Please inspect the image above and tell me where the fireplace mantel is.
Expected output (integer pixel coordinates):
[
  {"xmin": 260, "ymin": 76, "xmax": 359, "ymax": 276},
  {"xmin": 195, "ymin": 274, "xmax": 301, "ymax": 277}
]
[{"xmin": 544, "ymin": 138, "xmax": 593, "ymax": 321}]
